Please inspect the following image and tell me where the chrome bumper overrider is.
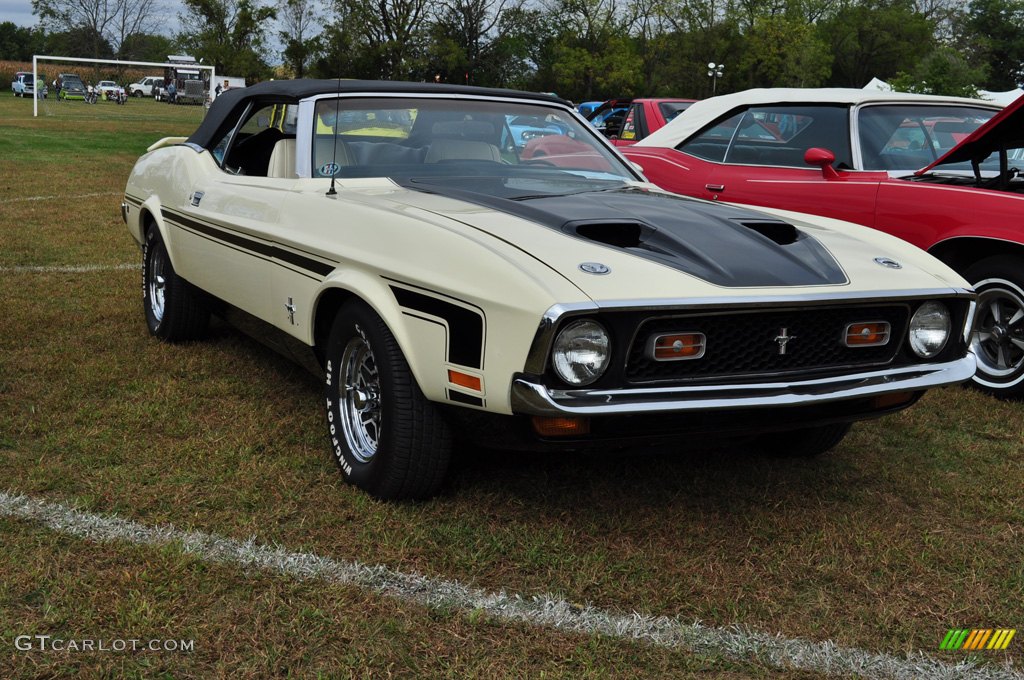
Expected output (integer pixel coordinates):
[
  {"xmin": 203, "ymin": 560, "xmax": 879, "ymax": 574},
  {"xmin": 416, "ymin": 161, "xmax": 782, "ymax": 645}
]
[{"xmin": 510, "ymin": 354, "xmax": 977, "ymax": 416}]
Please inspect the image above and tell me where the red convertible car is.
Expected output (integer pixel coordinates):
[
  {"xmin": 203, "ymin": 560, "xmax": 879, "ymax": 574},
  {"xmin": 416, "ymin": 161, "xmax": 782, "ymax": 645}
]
[{"xmin": 623, "ymin": 88, "xmax": 1024, "ymax": 397}]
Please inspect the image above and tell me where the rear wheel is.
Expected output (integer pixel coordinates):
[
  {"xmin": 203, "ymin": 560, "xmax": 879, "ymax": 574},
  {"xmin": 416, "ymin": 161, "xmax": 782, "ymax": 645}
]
[
  {"xmin": 142, "ymin": 227, "xmax": 209, "ymax": 341},
  {"xmin": 756, "ymin": 423, "xmax": 851, "ymax": 458},
  {"xmin": 323, "ymin": 301, "xmax": 452, "ymax": 500},
  {"xmin": 964, "ymin": 256, "xmax": 1024, "ymax": 398}
]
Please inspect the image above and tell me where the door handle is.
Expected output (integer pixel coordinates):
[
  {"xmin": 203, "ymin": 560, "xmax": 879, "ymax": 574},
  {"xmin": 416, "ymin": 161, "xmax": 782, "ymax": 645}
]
[{"xmin": 705, "ymin": 184, "xmax": 725, "ymax": 192}]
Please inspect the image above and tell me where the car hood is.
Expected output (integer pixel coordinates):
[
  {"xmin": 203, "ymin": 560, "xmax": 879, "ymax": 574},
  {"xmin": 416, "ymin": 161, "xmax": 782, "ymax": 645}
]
[
  {"xmin": 917, "ymin": 93, "xmax": 1022, "ymax": 174},
  {"xmin": 396, "ymin": 180, "xmax": 848, "ymax": 287},
  {"xmin": 381, "ymin": 180, "xmax": 962, "ymax": 298}
]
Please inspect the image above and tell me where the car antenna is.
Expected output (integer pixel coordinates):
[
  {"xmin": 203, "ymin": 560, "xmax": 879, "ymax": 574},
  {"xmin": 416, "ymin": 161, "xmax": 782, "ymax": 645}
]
[{"xmin": 327, "ymin": 75, "xmax": 343, "ymax": 196}]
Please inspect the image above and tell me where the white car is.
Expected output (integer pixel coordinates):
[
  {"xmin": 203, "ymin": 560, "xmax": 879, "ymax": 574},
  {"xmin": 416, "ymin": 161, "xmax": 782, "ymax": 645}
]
[
  {"xmin": 121, "ymin": 80, "xmax": 977, "ymax": 500},
  {"xmin": 96, "ymin": 81, "xmax": 120, "ymax": 97}
]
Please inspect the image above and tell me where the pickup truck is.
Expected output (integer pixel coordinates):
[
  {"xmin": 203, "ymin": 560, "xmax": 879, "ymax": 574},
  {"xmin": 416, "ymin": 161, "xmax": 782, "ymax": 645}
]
[{"xmin": 12, "ymin": 72, "xmax": 47, "ymax": 98}]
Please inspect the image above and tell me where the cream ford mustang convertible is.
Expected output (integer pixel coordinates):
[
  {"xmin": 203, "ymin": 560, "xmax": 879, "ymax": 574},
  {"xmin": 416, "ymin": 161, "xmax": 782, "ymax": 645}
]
[{"xmin": 123, "ymin": 80, "xmax": 977, "ymax": 500}]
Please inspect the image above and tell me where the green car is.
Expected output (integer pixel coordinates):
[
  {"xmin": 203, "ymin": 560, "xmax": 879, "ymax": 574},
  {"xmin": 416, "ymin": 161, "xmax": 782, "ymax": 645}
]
[{"xmin": 58, "ymin": 74, "xmax": 86, "ymax": 100}]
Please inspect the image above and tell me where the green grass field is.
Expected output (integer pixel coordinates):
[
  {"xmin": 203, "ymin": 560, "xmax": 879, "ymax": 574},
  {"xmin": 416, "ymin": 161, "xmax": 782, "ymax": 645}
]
[{"xmin": 1, "ymin": 92, "xmax": 1022, "ymax": 677}]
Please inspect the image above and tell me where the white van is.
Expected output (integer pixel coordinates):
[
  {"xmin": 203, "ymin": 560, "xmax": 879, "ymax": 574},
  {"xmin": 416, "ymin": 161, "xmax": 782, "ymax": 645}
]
[{"xmin": 129, "ymin": 76, "xmax": 164, "ymax": 98}]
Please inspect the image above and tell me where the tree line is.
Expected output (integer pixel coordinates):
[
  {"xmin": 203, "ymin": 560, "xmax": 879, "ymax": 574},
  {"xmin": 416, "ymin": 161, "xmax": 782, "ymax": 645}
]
[{"xmin": 1, "ymin": 0, "xmax": 1021, "ymax": 101}]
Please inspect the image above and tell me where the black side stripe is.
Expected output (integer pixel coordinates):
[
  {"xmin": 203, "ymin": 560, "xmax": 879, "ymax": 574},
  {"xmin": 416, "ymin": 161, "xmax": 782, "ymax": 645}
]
[
  {"xmin": 389, "ymin": 285, "xmax": 485, "ymax": 369},
  {"xmin": 162, "ymin": 209, "xmax": 335, "ymax": 277}
]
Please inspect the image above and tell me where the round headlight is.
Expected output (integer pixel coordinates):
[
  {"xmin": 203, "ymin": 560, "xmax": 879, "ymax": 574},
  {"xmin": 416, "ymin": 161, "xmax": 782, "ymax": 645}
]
[
  {"xmin": 552, "ymin": 319, "xmax": 611, "ymax": 386},
  {"xmin": 908, "ymin": 301, "xmax": 951, "ymax": 358}
]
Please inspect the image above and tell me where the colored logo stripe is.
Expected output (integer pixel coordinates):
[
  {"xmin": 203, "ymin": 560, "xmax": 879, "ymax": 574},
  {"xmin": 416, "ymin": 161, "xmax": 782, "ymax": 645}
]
[{"xmin": 941, "ymin": 629, "xmax": 1016, "ymax": 650}]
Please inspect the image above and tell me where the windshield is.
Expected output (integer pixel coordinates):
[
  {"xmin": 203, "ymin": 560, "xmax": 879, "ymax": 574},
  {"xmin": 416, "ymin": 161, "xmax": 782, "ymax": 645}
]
[
  {"xmin": 311, "ymin": 97, "xmax": 636, "ymax": 198},
  {"xmin": 659, "ymin": 101, "xmax": 693, "ymax": 122},
  {"xmin": 857, "ymin": 104, "xmax": 998, "ymax": 172}
]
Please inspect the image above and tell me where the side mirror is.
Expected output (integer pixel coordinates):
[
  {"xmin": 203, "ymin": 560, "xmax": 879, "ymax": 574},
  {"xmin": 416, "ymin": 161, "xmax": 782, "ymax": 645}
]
[{"xmin": 804, "ymin": 147, "xmax": 840, "ymax": 179}]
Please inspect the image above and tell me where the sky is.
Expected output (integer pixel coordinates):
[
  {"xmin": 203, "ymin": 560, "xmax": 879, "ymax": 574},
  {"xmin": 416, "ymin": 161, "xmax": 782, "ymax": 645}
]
[
  {"xmin": 1, "ymin": 0, "xmax": 287, "ymax": 60},
  {"xmin": 1, "ymin": 0, "xmax": 38, "ymax": 27},
  {"xmin": 1, "ymin": 0, "xmax": 186, "ymax": 31}
]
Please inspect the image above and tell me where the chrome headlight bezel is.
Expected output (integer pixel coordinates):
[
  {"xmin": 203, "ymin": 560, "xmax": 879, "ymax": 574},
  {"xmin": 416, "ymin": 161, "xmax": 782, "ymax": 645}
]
[{"xmin": 551, "ymin": 319, "xmax": 611, "ymax": 386}]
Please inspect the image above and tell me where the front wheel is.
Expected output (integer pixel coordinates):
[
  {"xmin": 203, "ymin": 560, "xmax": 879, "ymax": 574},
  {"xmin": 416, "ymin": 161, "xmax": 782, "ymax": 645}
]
[
  {"xmin": 142, "ymin": 228, "xmax": 209, "ymax": 341},
  {"xmin": 323, "ymin": 301, "xmax": 452, "ymax": 500},
  {"xmin": 756, "ymin": 423, "xmax": 851, "ymax": 458},
  {"xmin": 964, "ymin": 256, "xmax": 1024, "ymax": 398}
]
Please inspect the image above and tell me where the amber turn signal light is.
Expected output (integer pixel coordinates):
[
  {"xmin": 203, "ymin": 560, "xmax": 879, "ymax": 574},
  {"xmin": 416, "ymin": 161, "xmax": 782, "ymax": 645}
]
[
  {"xmin": 648, "ymin": 332, "xmax": 706, "ymax": 361},
  {"xmin": 531, "ymin": 416, "xmax": 591, "ymax": 437},
  {"xmin": 447, "ymin": 369, "xmax": 482, "ymax": 392},
  {"xmin": 844, "ymin": 321, "xmax": 890, "ymax": 347}
]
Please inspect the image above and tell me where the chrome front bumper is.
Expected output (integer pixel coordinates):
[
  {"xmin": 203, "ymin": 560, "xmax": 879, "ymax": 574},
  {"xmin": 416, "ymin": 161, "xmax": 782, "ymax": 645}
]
[{"xmin": 510, "ymin": 354, "xmax": 976, "ymax": 416}]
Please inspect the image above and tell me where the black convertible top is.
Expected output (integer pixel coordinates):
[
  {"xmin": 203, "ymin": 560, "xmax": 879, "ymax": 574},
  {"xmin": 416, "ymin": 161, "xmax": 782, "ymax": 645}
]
[{"xmin": 186, "ymin": 79, "xmax": 569, "ymax": 148}]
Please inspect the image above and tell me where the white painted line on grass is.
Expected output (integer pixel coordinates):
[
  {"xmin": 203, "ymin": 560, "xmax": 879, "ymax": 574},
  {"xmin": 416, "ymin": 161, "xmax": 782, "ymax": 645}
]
[
  {"xmin": 0, "ymin": 263, "xmax": 140, "ymax": 274},
  {"xmin": 1, "ymin": 491, "xmax": 1019, "ymax": 679},
  {"xmin": 5, "ymin": 191, "xmax": 122, "ymax": 204}
]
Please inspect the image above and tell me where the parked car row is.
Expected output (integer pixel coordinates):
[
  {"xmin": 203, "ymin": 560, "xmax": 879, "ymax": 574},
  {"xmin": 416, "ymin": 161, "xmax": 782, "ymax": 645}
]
[{"xmin": 123, "ymin": 80, "xmax": 986, "ymax": 500}]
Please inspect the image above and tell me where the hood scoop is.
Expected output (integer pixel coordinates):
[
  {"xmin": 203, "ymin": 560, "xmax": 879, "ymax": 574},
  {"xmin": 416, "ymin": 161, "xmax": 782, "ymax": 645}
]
[
  {"xmin": 739, "ymin": 220, "xmax": 799, "ymax": 246},
  {"xmin": 570, "ymin": 221, "xmax": 651, "ymax": 248}
]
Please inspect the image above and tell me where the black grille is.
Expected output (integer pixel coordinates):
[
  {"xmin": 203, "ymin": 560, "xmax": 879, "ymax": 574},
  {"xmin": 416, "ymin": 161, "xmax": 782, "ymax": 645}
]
[{"xmin": 626, "ymin": 305, "xmax": 910, "ymax": 383}]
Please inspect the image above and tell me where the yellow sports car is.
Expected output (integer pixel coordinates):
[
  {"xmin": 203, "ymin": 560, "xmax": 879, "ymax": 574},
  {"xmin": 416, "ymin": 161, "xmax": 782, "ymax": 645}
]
[{"xmin": 123, "ymin": 80, "xmax": 977, "ymax": 500}]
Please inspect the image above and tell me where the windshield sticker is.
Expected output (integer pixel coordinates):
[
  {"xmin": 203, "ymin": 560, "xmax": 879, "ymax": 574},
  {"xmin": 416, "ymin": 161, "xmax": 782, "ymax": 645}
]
[{"xmin": 319, "ymin": 162, "xmax": 341, "ymax": 177}]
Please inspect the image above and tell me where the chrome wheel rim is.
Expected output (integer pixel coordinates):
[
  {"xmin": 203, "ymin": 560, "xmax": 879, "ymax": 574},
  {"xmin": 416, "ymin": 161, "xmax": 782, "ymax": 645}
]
[
  {"xmin": 148, "ymin": 246, "xmax": 167, "ymax": 323},
  {"xmin": 339, "ymin": 335, "xmax": 382, "ymax": 462},
  {"xmin": 972, "ymin": 283, "xmax": 1024, "ymax": 379}
]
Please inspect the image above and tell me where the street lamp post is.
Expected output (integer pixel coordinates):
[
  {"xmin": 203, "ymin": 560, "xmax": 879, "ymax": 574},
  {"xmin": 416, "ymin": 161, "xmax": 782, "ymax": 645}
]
[{"xmin": 707, "ymin": 62, "xmax": 724, "ymax": 95}]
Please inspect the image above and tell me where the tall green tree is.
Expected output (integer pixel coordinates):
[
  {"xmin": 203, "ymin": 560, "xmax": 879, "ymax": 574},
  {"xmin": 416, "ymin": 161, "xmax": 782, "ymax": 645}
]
[
  {"xmin": 45, "ymin": 26, "xmax": 114, "ymax": 59},
  {"xmin": 32, "ymin": 0, "xmax": 159, "ymax": 58},
  {"xmin": 0, "ymin": 21, "xmax": 45, "ymax": 60},
  {"xmin": 118, "ymin": 32, "xmax": 174, "ymax": 61},
  {"xmin": 738, "ymin": 14, "xmax": 832, "ymax": 88},
  {"xmin": 278, "ymin": 0, "xmax": 323, "ymax": 78},
  {"xmin": 178, "ymin": 0, "xmax": 276, "ymax": 80},
  {"xmin": 818, "ymin": 0, "xmax": 935, "ymax": 86},
  {"xmin": 657, "ymin": 0, "xmax": 744, "ymax": 97},
  {"xmin": 543, "ymin": 0, "xmax": 641, "ymax": 100},
  {"xmin": 428, "ymin": 0, "xmax": 518, "ymax": 84},
  {"xmin": 475, "ymin": 6, "xmax": 551, "ymax": 88},
  {"xmin": 963, "ymin": 0, "xmax": 1024, "ymax": 90},
  {"xmin": 317, "ymin": 0, "xmax": 432, "ymax": 80},
  {"xmin": 890, "ymin": 45, "xmax": 987, "ymax": 96}
]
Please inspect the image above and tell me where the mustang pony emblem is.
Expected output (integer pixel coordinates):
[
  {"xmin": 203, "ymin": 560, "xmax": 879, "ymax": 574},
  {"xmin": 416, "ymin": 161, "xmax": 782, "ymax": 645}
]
[{"xmin": 774, "ymin": 327, "xmax": 797, "ymax": 355}]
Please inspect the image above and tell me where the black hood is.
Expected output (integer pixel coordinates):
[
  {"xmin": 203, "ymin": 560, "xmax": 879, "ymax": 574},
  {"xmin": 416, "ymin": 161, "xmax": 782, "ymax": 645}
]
[{"xmin": 397, "ymin": 180, "xmax": 848, "ymax": 288}]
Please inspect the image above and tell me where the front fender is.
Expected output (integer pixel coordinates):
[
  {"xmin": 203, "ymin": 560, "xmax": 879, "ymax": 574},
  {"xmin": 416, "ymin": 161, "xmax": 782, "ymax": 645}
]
[
  {"xmin": 311, "ymin": 271, "xmax": 469, "ymax": 409},
  {"xmin": 311, "ymin": 268, "xmax": 551, "ymax": 415}
]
